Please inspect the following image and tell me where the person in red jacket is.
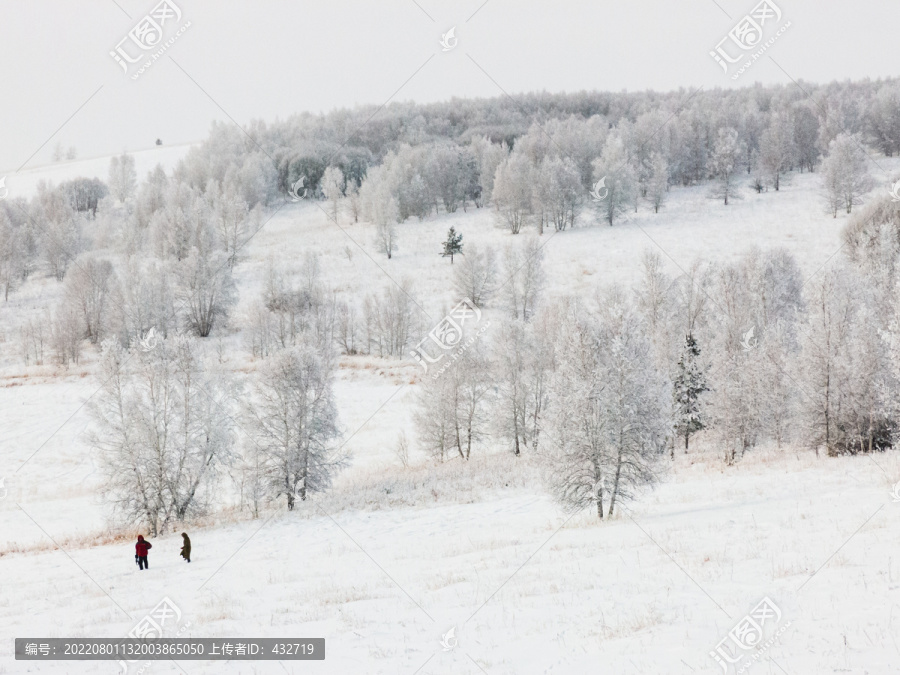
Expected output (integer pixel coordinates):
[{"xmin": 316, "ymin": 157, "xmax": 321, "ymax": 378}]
[{"xmin": 135, "ymin": 535, "xmax": 152, "ymax": 570}]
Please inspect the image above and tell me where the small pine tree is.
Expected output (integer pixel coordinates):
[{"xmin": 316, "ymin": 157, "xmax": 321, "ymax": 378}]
[
  {"xmin": 441, "ymin": 226, "xmax": 463, "ymax": 263},
  {"xmin": 673, "ymin": 334, "xmax": 707, "ymax": 453}
]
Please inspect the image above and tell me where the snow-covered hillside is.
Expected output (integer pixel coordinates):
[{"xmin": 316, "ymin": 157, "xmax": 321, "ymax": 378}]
[
  {"xmin": 1, "ymin": 150, "xmax": 899, "ymax": 675},
  {"xmin": 2, "ymin": 143, "xmax": 194, "ymax": 201},
  {"xmin": 2, "ymin": 445, "xmax": 898, "ymax": 673}
]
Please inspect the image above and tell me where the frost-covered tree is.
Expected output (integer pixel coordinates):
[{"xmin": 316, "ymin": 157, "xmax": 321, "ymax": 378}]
[
  {"xmin": 545, "ymin": 296, "xmax": 670, "ymax": 518},
  {"xmin": 739, "ymin": 107, "xmax": 767, "ymax": 176},
  {"xmin": 210, "ymin": 188, "xmax": 254, "ymax": 268},
  {"xmin": 749, "ymin": 149, "xmax": 767, "ymax": 194},
  {"xmin": 592, "ymin": 133, "xmax": 636, "ymax": 226},
  {"xmin": 471, "ymin": 137, "xmax": 508, "ymax": 205},
  {"xmin": 821, "ymin": 159, "xmax": 845, "ymax": 219},
  {"xmin": 49, "ymin": 301, "xmax": 83, "ymax": 366},
  {"xmin": 672, "ymin": 259, "xmax": 713, "ymax": 341},
  {"xmin": 235, "ymin": 151, "xmax": 280, "ymax": 207},
  {"xmin": 120, "ymin": 256, "xmax": 176, "ymax": 347},
  {"xmin": 500, "ymin": 236, "xmax": 545, "ymax": 321},
  {"xmin": 334, "ymin": 299, "xmax": 360, "ymax": 356},
  {"xmin": 133, "ymin": 165, "xmax": 169, "ymax": 229},
  {"xmin": 321, "ymin": 166, "xmax": 345, "ymax": 224},
  {"xmin": 245, "ymin": 344, "xmax": 343, "ymax": 509},
  {"xmin": 43, "ymin": 216, "xmax": 83, "ymax": 281},
  {"xmin": 452, "ymin": 243, "xmax": 496, "ymax": 307},
  {"xmin": 252, "ymin": 254, "xmax": 338, "ymax": 356},
  {"xmin": 177, "ymin": 248, "xmax": 236, "ymax": 337},
  {"xmin": 492, "ymin": 316, "xmax": 553, "ymax": 455},
  {"xmin": 493, "ymin": 318, "xmax": 530, "ymax": 457},
  {"xmin": 708, "ymin": 248, "xmax": 803, "ymax": 460},
  {"xmin": 533, "ymin": 156, "xmax": 583, "ymax": 233},
  {"xmin": 628, "ymin": 110, "xmax": 670, "ymax": 198},
  {"xmin": 365, "ymin": 174, "xmax": 399, "ymax": 259},
  {"xmin": 0, "ymin": 211, "xmax": 25, "ymax": 301},
  {"xmin": 646, "ymin": 152, "xmax": 669, "ymax": 213},
  {"xmin": 149, "ymin": 182, "xmax": 212, "ymax": 262},
  {"xmin": 422, "ymin": 143, "xmax": 470, "ymax": 214},
  {"xmin": 866, "ymin": 83, "xmax": 900, "ymax": 158},
  {"xmin": 415, "ymin": 368, "xmax": 456, "ymax": 462},
  {"xmin": 383, "ymin": 146, "xmax": 431, "ymax": 221},
  {"xmin": 20, "ymin": 316, "xmax": 48, "ymax": 366},
  {"xmin": 59, "ymin": 178, "xmax": 108, "ymax": 217},
  {"xmin": 668, "ymin": 108, "xmax": 709, "ymax": 186},
  {"xmin": 345, "ymin": 181, "xmax": 361, "ymax": 223},
  {"xmin": 363, "ymin": 280, "xmax": 419, "ymax": 357},
  {"xmin": 31, "ymin": 183, "xmax": 82, "ymax": 280},
  {"xmin": 707, "ymin": 265, "xmax": 763, "ymax": 462},
  {"xmin": 792, "ymin": 104, "xmax": 821, "ymax": 173},
  {"xmin": 91, "ymin": 337, "xmax": 236, "ymax": 534},
  {"xmin": 360, "ymin": 165, "xmax": 400, "ymax": 250},
  {"xmin": 452, "ymin": 349, "xmax": 493, "ymax": 460},
  {"xmin": 108, "ymin": 152, "xmax": 137, "ymax": 202},
  {"xmin": 798, "ymin": 267, "xmax": 889, "ymax": 456},
  {"xmin": 492, "ymin": 152, "xmax": 533, "ymax": 234},
  {"xmin": 880, "ymin": 309, "xmax": 900, "ymax": 448},
  {"xmin": 635, "ymin": 250, "xmax": 677, "ymax": 371},
  {"xmin": 376, "ymin": 217, "xmax": 398, "ymax": 260},
  {"xmin": 820, "ymin": 133, "xmax": 874, "ymax": 216},
  {"xmin": 759, "ymin": 112, "xmax": 795, "ymax": 191},
  {"xmin": 63, "ymin": 254, "xmax": 121, "ymax": 344},
  {"xmin": 595, "ymin": 297, "xmax": 671, "ymax": 516},
  {"xmin": 709, "ymin": 127, "xmax": 745, "ymax": 205},
  {"xmin": 749, "ymin": 249, "xmax": 804, "ymax": 448},
  {"xmin": 797, "ymin": 271, "xmax": 844, "ymax": 455},
  {"xmin": 842, "ymin": 192, "xmax": 900, "ymax": 315},
  {"xmin": 543, "ymin": 302, "xmax": 605, "ymax": 516},
  {"xmin": 415, "ymin": 348, "xmax": 492, "ymax": 461}
]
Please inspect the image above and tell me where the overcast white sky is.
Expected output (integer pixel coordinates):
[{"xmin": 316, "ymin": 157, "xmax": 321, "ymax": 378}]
[{"xmin": 1, "ymin": 0, "xmax": 898, "ymax": 172}]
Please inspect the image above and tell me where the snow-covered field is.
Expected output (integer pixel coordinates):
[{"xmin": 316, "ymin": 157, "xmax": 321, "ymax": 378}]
[
  {"xmin": 1, "ymin": 144, "xmax": 194, "ymax": 201},
  {"xmin": 2, "ymin": 155, "xmax": 900, "ymax": 674},
  {"xmin": 3, "ymin": 447, "xmax": 898, "ymax": 674}
]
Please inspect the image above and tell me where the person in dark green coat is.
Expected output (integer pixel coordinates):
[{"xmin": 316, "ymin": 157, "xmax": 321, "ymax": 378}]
[{"xmin": 180, "ymin": 532, "xmax": 191, "ymax": 563}]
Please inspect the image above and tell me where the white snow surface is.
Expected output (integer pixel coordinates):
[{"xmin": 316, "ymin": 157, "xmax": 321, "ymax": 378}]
[{"xmin": 2, "ymin": 144, "xmax": 194, "ymax": 200}]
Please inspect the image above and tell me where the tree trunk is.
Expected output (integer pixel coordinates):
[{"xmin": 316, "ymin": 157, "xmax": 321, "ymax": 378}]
[
  {"xmin": 512, "ymin": 397, "xmax": 521, "ymax": 456},
  {"xmin": 609, "ymin": 447, "xmax": 623, "ymax": 518},
  {"xmin": 299, "ymin": 457, "xmax": 308, "ymax": 501},
  {"xmin": 823, "ymin": 364, "xmax": 830, "ymax": 457}
]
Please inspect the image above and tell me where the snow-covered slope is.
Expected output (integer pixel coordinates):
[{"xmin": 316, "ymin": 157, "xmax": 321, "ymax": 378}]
[
  {"xmin": 2, "ymin": 143, "xmax": 194, "ymax": 200},
  {"xmin": 1, "ymin": 154, "xmax": 899, "ymax": 674},
  {"xmin": 1, "ymin": 448, "xmax": 897, "ymax": 674}
]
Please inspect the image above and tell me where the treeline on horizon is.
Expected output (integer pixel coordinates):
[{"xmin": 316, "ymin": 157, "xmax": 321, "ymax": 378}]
[{"xmin": 171, "ymin": 77, "xmax": 900, "ymax": 208}]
